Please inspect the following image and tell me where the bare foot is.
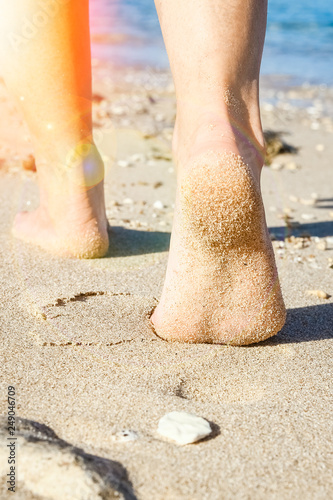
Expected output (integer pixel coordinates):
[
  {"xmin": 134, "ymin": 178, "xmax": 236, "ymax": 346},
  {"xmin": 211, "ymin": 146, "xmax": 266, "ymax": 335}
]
[
  {"xmin": 151, "ymin": 118, "xmax": 286, "ymax": 345},
  {"xmin": 12, "ymin": 144, "xmax": 109, "ymax": 259}
]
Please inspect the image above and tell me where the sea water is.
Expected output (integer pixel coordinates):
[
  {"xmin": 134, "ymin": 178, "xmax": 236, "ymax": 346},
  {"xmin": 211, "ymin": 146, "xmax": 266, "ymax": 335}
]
[{"xmin": 90, "ymin": 0, "xmax": 333, "ymax": 85}]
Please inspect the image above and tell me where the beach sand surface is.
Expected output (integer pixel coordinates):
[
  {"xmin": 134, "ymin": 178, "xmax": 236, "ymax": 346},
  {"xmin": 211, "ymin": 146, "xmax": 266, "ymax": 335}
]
[{"xmin": 0, "ymin": 66, "xmax": 332, "ymax": 499}]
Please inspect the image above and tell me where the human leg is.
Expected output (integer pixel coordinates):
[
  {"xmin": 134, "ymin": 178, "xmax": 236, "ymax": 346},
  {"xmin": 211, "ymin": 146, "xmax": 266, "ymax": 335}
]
[
  {"xmin": 152, "ymin": 0, "xmax": 286, "ymax": 344},
  {"xmin": 0, "ymin": 0, "xmax": 108, "ymax": 258}
]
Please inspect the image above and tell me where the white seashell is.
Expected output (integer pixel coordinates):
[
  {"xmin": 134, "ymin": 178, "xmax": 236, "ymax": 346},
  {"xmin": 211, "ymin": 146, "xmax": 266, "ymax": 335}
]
[{"xmin": 157, "ymin": 411, "xmax": 212, "ymax": 445}]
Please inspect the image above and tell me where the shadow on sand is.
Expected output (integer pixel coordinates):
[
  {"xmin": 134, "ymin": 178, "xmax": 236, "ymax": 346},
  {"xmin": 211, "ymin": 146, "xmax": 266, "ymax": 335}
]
[
  {"xmin": 254, "ymin": 303, "xmax": 333, "ymax": 346},
  {"xmin": 106, "ymin": 226, "xmax": 171, "ymax": 258},
  {"xmin": 269, "ymin": 220, "xmax": 333, "ymax": 240},
  {"xmin": 105, "ymin": 228, "xmax": 332, "ymax": 347},
  {"xmin": 105, "ymin": 221, "xmax": 333, "ymax": 259}
]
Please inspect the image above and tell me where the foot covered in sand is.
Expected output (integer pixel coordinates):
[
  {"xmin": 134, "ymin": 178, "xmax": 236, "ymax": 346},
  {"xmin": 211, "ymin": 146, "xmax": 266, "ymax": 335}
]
[{"xmin": 152, "ymin": 120, "xmax": 286, "ymax": 345}]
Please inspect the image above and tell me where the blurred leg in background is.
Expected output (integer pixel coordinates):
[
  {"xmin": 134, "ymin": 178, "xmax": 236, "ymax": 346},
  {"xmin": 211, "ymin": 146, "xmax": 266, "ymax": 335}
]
[{"xmin": 0, "ymin": 0, "xmax": 109, "ymax": 258}]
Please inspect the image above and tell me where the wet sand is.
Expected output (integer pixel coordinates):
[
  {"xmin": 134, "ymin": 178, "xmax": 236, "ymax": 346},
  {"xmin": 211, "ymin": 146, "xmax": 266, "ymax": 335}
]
[{"xmin": 0, "ymin": 63, "xmax": 333, "ymax": 499}]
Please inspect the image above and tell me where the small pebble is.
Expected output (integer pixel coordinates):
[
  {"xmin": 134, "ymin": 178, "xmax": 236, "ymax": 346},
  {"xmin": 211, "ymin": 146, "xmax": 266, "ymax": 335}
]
[
  {"xmin": 270, "ymin": 162, "xmax": 283, "ymax": 171},
  {"xmin": 157, "ymin": 411, "xmax": 212, "ymax": 445},
  {"xmin": 97, "ymin": 109, "xmax": 108, "ymax": 119},
  {"xmin": 315, "ymin": 144, "xmax": 325, "ymax": 151},
  {"xmin": 300, "ymin": 198, "xmax": 315, "ymax": 206},
  {"xmin": 152, "ymin": 152, "xmax": 172, "ymax": 161},
  {"xmin": 155, "ymin": 113, "xmax": 165, "ymax": 122},
  {"xmin": 153, "ymin": 200, "xmax": 164, "ymax": 210},
  {"xmin": 130, "ymin": 153, "xmax": 145, "ymax": 163},
  {"xmin": 22, "ymin": 154, "xmax": 36, "ymax": 172},
  {"xmin": 263, "ymin": 103, "xmax": 274, "ymax": 112},
  {"xmin": 285, "ymin": 161, "xmax": 299, "ymax": 171},
  {"xmin": 311, "ymin": 122, "xmax": 320, "ymax": 130},
  {"xmin": 278, "ymin": 213, "xmax": 293, "ymax": 222},
  {"xmin": 308, "ymin": 262, "xmax": 321, "ymax": 270},
  {"xmin": 92, "ymin": 93, "xmax": 105, "ymax": 104},
  {"xmin": 289, "ymin": 195, "xmax": 299, "ymax": 202},
  {"xmin": 316, "ymin": 240, "xmax": 327, "ymax": 251},
  {"xmin": 301, "ymin": 213, "xmax": 315, "ymax": 220},
  {"xmin": 294, "ymin": 240, "xmax": 305, "ymax": 250},
  {"xmin": 118, "ymin": 160, "xmax": 129, "ymax": 168},
  {"xmin": 112, "ymin": 430, "xmax": 139, "ymax": 442},
  {"xmin": 123, "ymin": 198, "xmax": 134, "ymax": 205},
  {"xmin": 112, "ymin": 106, "xmax": 125, "ymax": 115},
  {"xmin": 102, "ymin": 155, "xmax": 111, "ymax": 164},
  {"xmin": 307, "ymin": 290, "xmax": 331, "ymax": 300},
  {"xmin": 120, "ymin": 118, "xmax": 130, "ymax": 127}
]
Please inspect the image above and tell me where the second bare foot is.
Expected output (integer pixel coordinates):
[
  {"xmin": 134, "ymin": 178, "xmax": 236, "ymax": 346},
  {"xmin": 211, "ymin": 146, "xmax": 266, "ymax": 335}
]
[
  {"xmin": 12, "ymin": 144, "xmax": 109, "ymax": 259},
  {"xmin": 152, "ymin": 118, "xmax": 286, "ymax": 345}
]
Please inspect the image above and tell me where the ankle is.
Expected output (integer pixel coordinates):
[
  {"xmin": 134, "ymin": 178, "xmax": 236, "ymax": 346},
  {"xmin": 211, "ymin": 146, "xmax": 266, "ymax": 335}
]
[
  {"xmin": 36, "ymin": 142, "xmax": 106, "ymax": 200},
  {"xmin": 33, "ymin": 142, "xmax": 107, "ymax": 229},
  {"xmin": 173, "ymin": 103, "xmax": 265, "ymax": 169}
]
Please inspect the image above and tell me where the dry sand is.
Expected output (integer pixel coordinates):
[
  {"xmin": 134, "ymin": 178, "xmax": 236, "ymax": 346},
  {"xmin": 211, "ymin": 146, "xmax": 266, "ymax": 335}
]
[{"xmin": 0, "ymin": 64, "xmax": 332, "ymax": 499}]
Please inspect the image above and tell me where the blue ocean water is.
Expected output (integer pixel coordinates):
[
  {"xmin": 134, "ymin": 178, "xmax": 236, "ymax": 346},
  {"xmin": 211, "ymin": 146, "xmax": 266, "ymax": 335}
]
[{"xmin": 90, "ymin": 0, "xmax": 333, "ymax": 85}]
